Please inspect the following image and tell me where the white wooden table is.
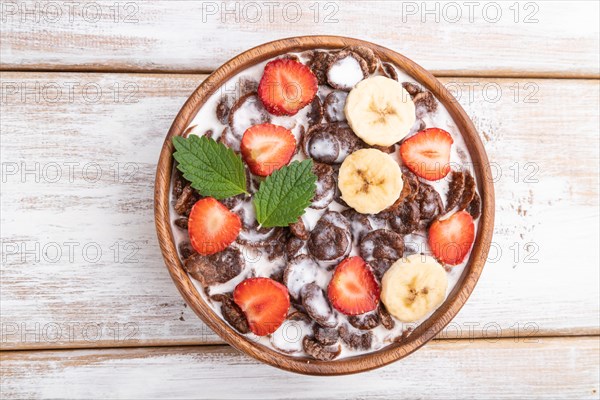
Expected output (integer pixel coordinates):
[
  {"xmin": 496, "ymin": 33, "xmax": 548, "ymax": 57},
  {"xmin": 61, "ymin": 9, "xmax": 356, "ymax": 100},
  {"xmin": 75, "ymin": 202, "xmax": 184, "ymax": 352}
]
[{"xmin": 1, "ymin": 1, "xmax": 599, "ymax": 398}]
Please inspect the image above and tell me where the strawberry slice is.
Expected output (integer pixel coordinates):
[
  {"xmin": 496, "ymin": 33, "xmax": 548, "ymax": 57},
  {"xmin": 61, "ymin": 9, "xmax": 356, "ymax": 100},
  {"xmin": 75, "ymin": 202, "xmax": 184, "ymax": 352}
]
[
  {"xmin": 233, "ymin": 277, "xmax": 291, "ymax": 336},
  {"xmin": 428, "ymin": 210, "xmax": 475, "ymax": 266},
  {"xmin": 327, "ymin": 256, "xmax": 380, "ymax": 316},
  {"xmin": 258, "ymin": 58, "xmax": 318, "ymax": 116},
  {"xmin": 400, "ymin": 128, "xmax": 454, "ymax": 181},
  {"xmin": 188, "ymin": 197, "xmax": 241, "ymax": 255},
  {"xmin": 241, "ymin": 123, "xmax": 296, "ymax": 176}
]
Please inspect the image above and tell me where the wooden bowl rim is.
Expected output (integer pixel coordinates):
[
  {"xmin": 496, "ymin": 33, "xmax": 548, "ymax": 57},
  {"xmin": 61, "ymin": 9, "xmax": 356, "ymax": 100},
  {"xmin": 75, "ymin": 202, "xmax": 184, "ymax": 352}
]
[{"xmin": 154, "ymin": 35, "xmax": 495, "ymax": 375}]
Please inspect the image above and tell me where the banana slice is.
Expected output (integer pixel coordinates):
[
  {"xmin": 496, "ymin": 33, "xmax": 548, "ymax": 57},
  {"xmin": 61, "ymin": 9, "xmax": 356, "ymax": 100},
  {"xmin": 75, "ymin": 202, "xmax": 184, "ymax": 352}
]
[
  {"xmin": 381, "ymin": 254, "xmax": 448, "ymax": 322},
  {"xmin": 338, "ymin": 148, "xmax": 403, "ymax": 214},
  {"xmin": 344, "ymin": 76, "xmax": 416, "ymax": 146}
]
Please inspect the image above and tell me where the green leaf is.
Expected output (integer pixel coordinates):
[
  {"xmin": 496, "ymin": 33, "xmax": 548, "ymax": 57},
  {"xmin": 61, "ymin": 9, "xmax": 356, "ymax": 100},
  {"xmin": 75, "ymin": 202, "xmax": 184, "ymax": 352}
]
[
  {"xmin": 254, "ymin": 160, "xmax": 317, "ymax": 228},
  {"xmin": 172, "ymin": 135, "xmax": 247, "ymax": 199}
]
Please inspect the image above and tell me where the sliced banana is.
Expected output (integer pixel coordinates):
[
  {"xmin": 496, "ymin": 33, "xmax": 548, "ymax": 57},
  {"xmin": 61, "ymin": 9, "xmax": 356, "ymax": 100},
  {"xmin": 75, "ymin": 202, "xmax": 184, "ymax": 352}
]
[
  {"xmin": 381, "ymin": 254, "xmax": 448, "ymax": 322},
  {"xmin": 344, "ymin": 76, "xmax": 416, "ymax": 146},
  {"xmin": 338, "ymin": 148, "xmax": 403, "ymax": 214}
]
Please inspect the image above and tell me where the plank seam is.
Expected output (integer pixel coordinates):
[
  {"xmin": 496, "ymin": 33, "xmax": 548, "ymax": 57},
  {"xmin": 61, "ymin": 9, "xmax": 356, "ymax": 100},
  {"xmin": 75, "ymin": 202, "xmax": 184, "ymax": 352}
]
[{"xmin": 2, "ymin": 333, "xmax": 599, "ymax": 354}]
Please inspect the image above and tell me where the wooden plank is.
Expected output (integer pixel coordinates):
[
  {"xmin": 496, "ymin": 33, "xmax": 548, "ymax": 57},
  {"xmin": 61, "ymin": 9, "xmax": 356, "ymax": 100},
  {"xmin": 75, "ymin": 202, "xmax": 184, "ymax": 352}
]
[
  {"xmin": 1, "ymin": 1, "xmax": 598, "ymax": 77},
  {"xmin": 1, "ymin": 337, "xmax": 599, "ymax": 399},
  {"xmin": 1, "ymin": 72, "xmax": 598, "ymax": 350}
]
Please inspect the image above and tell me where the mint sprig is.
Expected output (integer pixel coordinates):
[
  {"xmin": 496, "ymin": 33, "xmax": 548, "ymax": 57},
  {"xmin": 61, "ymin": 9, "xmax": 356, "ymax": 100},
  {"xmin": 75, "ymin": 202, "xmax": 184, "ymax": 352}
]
[
  {"xmin": 173, "ymin": 135, "xmax": 247, "ymax": 199},
  {"xmin": 254, "ymin": 160, "xmax": 317, "ymax": 228}
]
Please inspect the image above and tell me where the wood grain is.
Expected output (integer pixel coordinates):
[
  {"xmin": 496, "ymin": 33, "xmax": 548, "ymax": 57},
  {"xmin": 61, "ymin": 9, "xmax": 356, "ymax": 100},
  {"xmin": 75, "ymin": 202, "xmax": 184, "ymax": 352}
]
[
  {"xmin": 1, "ymin": 72, "xmax": 598, "ymax": 351},
  {"xmin": 1, "ymin": 1, "xmax": 598, "ymax": 77},
  {"xmin": 2, "ymin": 337, "xmax": 599, "ymax": 399}
]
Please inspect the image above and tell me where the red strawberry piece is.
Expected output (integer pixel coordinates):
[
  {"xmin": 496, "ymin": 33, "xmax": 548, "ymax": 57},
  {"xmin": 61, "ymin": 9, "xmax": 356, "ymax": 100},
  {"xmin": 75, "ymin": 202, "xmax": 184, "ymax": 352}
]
[
  {"xmin": 428, "ymin": 210, "xmax": 475, "ymax": 266},
  {"xmin": 241, "ymin": 123, "xmax": 296, "ymax": 176},
  {"xmin": 400, "ymin": 128, "xmax": 454, "ymax": 181},
  {"xmin": 188, "ymin": 197, "xmax": 241, "ymax": 255},
  {"xmin": 233, "ymin": 277, "xmax": 291, "ymax": 336},
  {"xmin": 258, "ymin": 58, "xmax": 318, "ymax": 116},
  {"xmin": 327, "ymin": 256, "xmax": 380, "ymax": 316}
]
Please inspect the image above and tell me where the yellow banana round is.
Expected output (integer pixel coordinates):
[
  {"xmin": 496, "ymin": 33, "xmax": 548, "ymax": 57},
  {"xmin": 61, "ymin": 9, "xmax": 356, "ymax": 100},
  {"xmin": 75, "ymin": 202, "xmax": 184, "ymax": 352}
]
[
  {"xmin": 344, "ymin": 76, "xmax": 416, "ymax": 146},
  {"xmin": 337, "ymin": 148, "xmax": 403, "ymax": 214},
  {"xmin": 381, "ymin": 254, "xmax": 448, "ymax": 322}
]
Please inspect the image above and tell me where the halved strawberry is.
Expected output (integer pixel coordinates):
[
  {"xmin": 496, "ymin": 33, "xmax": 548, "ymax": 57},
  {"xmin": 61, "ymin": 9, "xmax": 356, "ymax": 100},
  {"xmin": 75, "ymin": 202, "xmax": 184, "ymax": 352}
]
[
  {"xmin": 400, "ymin": 128, "xmax": 454, "ymax": 181},
  {"xmin": 258, "ymin": 58, "xmax": 318, "ymax": 116},
  {"xmin": 241, "ymin": 123, "xmax": 296, "ymax": 176},
  {"xmin": 428, "ymin": 210, "xmax": 475, "ymax": 266},
  {"xmin": 188, "ymin": 197, "xmax": 241, "ymax": 255},
  {"xmin": 327, "ymin": 256, "xmax": 380, "ymax": 316},
  {"xmin": 233, "ymin": 277, "xmax": 291, "ymax": 336}
]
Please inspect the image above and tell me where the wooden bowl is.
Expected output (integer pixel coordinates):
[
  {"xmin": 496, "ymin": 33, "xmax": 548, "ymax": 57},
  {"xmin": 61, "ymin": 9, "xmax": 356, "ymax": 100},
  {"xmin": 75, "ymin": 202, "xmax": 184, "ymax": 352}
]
[{"xmin": 154, "ymin": 36, "xmax": 494, "ymax": 375}]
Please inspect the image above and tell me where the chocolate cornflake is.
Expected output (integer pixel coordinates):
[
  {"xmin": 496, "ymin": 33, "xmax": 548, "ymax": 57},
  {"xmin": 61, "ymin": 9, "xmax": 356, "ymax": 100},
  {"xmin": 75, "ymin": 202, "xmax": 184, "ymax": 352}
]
[
  {"xmin": 306, "ymin": 96, "xmax": 323, "ymax": 127},
  {"xmin": 445, "ymin": 170, "xmax": 465, "ymax": 211},
  {"xmin": 228, "ymin": 92, "xmax": 270, "ymax": 138},
  {"xmin": 378, "ymin": 304, "xmax": 395, "ymax": 330},
  {"xmin": 467, "ymin": 191, "xmax": 482, "ymax": 219},
  {"xmin": 402, "ymin": 82, "xmax": 423, "ymax": 98},
  {"xmin": 288, "ymin": 311, "xmax": 312, "ymax": 324},
  {"xmin": 302, "ymin": 336, "xmax": 341, "ymax": 361},
  {"xmin": 174, "ymin": 217, "xmax": 188, "ymax": 230},
  {"xmin": 217, "ymin": 127, "xmax": 239, "ymax": 152},
  {"xmin": 285, "ymin": 235, "xmax": 306, "ymax": 258},
  {"xmin": 338, "ymin": 325, "xmax": 373, "ymax": 350},
  {"xmin": 394, "ymin": 327, "xmax": 414, "ymax": 343},
  {"xmin": 401, "ymin": 170, "xmax": 420, "ymax": 202},
  {"xmin": 301, "ymin": 283, "xmax": 337, "ymax": 328},
  {"xmin": 183, "ymin": 247, "xmax": 244, "ymax": 287},
  {"xmin": 307, "ymin": 50, "xmax": 334, "ymax": 85},
  {"xmin": 302, "ymin": 123, "xmax": 364, "ymax": 164},
  {"xmin": 174, "ymin": 184, "xmax": 200, "ymax": 216},
  {"xmin": 221, "ymin": 193, "xmax": 245, "ymax": 210},
  {"xmin": 289, "ymin": 217, "xmax": 310, "ymax": 240},
  {"xmin": 269, "ymin": 265, "xmax": 286, "ymax": 284},
  {"xmin": 342, "ymin": 208, "xmax": 372, "ymax": 242},
  {"xmin": 414, "ymin": 91, "xmax": 438, "ymax": 116},
  {"xmin": 333, "ymin": 182, "xmax": 349, "ymax": 207},
  {"xmin": 346, "ymin": 45, "xmax": 379, "ymax": 74},
  {"xmin": 209, "ymin": 294, "xmax": 227, "ymax": 303},
  {"xmin": 311, "ymin": 162, "xmax": 335, "ymax": 209},
  {"xmin": 348, "ymin": 311, "xmax": 380, "ymax": 331},
  {"xmin": 369, "ymin": 258, "xmax": 394, "ymax": 281},
  {"xmin": 283, "ymin": 254, "xmax": 320, "ymax": 302},
  {"xmin": 416, "ymin": 182, "xmax": 444, "ymax": 221},
  {"xmin": 382, "ymin": 171, "xmax": 419, "ymax": 216},
  {"xmin": 221, "ymin": 295, "xmax": 250, "ymax": 334},
  {"xmin": 314, "ymin": 326, "xmax": 339, "ymax": 346},
  {"xmin": 172, "ymin": 169, "xmax": 185, "ymax": 199},
  {"xmin": 308, "ymin": 211, "xmax": 352, "ymax": 261},
  {"xmin": 380, "ymin": 62, "xmax": 398, "ymax": 81},
  {"xmin": 323, "ymin": 91, "xmax": 348, "ymax": 123},
  {"xmin": 302, "ymin": 124, "xmax": 339, "ymax": 164},
  {"xmin": 388, "ymin": 200, "xmax": 420, "ymax": 235},
  {"xmin": 216, "ymin": 95, "xmax": 235, "ymax": 125},
  {"xmin": 263, "ymin": 234, "xmax": 288, "ymax": 262},
  {"xmin": 458, "ymin": 170, "xmax": 476, "ymax": 211},
  {"xmin": 326, "ymin": 50, "xmax": 369, "ymax": 91},
  {"xmin": 178, "ymin": 242, "xmax": 195, "ymax": 261},
  {"xmin": 359, "ymin": 229, "xmax": 404, "ymax": 261},
  {"xmin": 238, "ymin": 77, "xmax": 259, "ymax": 96}
]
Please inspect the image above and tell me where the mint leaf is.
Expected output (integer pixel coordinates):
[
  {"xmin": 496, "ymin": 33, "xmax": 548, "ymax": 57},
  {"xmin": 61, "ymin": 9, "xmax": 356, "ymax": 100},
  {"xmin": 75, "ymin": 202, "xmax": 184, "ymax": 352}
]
[
  {"xmin": 172, "ymin": 135, "xmax": 247, "ymax": 199},
  {"xmin": 254, "ymin": 160, "xmax": 317, "ymax": 228}
]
